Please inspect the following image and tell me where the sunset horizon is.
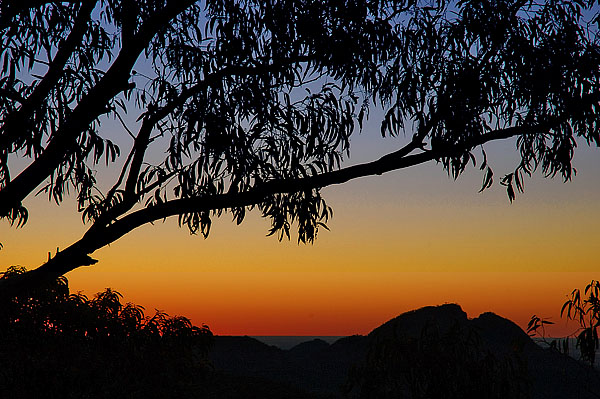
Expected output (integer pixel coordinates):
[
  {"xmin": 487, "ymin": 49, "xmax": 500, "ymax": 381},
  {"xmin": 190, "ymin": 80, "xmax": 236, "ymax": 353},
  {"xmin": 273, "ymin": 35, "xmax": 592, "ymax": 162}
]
[{"xmin": 2, "ymin": 141, "xmax": 597, "ymax": 337}]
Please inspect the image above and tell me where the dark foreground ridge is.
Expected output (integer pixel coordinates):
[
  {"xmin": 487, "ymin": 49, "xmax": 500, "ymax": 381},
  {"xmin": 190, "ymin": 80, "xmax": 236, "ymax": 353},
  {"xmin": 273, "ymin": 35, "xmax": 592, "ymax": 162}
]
[{"xmin": 209, "ymin": 304, "xmax": 600, "ymax": 398}]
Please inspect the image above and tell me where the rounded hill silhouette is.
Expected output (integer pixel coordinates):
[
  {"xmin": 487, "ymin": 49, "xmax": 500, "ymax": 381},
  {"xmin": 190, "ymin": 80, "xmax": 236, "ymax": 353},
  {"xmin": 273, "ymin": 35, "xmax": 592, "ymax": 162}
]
[{"xmin": 210, "ymin": 304, "xmax": 600, "ymax": 398}]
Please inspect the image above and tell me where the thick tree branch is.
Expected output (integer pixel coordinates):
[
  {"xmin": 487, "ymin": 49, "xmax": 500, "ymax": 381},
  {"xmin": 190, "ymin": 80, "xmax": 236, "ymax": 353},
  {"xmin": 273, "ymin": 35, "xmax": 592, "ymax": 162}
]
[
  {"xmin": 0, "ymin": 243, "xmax": 96, "ymax": 297},
  {"xmin": 0, "ymin": 122, "xmax": 532, "ymax": 297},
  {"xmin": 98, "ymin": 123, "xmax": 525, "ymax": 246},
  {"xmin": 0, "ymin": 0, "xmax": 197, "ymax": 218},
  {"xmin": 0, "ymin": 0, "xmax": 97, "ymax": 153},
  {"xmin": 124, "ymin": 119, "xmax": 154, "ymax": 195}
]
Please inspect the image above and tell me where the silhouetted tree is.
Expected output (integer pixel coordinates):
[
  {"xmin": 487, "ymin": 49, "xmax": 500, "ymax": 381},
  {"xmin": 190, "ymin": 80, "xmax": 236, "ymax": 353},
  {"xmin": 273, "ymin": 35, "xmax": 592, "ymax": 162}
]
[
  {"xmin": 562, "ymin": 281, "xmax": 600, "ymax": 368},
  {"xmin": 0, "ymin": 266, "xmax": 213, "ymax": 398},
  {"xmin": 530, "ymin": 280, "xmax": 600, "ymax": 368},
  {"xmin": 1, "ymin": 0, "xmax": 600, "ymax": 291}
]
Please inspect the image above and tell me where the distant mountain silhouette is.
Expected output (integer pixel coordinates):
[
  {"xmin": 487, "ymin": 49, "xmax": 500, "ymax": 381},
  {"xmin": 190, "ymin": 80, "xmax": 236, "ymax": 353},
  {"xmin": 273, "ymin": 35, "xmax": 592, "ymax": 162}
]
[
  {"xmin": 288, "ymin": 338, "xmax": 330, "ymax": 357},
  {"xmin": 208, "ymin": 304, "xmax": 600, "ymax": 398},
  {"xmin": 209, "ymin": 335, "xmax": 367, "ymax": 397}
]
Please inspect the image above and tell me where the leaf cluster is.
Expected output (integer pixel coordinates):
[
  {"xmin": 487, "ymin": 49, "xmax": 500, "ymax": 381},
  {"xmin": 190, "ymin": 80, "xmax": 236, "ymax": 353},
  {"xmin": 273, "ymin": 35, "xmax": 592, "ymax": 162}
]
[
  {"xmin": 560, "ymin": 280, "xmax": 600, "ymax": 367},
  {"xmin": 133, "ymin": 0, "xmax": 405, "ymax": 239},
  {"xmin": 379, "ymin": 0, "xmax": 600, "ymax": 199},
  {"xmin": 1, "ymin": 2, "xmax": 120, "ymax": 214}
]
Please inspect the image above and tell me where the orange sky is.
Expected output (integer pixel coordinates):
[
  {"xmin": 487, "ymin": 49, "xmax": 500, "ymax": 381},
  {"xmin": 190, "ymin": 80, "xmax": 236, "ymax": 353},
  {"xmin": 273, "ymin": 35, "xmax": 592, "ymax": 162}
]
[{"xmin": 0, "ymin": 134, "xmax": 598, "ymax": 337}]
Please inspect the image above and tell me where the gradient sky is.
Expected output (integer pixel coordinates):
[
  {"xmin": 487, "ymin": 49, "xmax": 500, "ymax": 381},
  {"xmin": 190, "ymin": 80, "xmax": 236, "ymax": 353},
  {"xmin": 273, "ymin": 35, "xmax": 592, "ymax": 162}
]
[{"xmin": 1, "ymin": 117, "xmax": 599, "ymax": 336}]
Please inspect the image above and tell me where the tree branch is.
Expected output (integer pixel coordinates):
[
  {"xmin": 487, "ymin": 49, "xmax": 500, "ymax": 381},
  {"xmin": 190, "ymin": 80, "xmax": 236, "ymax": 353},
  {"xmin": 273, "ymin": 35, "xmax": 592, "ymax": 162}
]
[
  {"xmin": 88, "ymin": 121, "xmax": 552, "ymax": 251},
  {"xmin": 0, "ymin": 0, "xmax": 197, "ymax": 218},
  {"xmin": 0, "ymin": 118, "xmax": 571, "ymax": 295},
  {"xmin": 106, "ymin": 55, "xmax": 316, "ymax": 220},
  {"xmin": 0, "ymin": 0, "xmax": 97, "ymax": 153}
]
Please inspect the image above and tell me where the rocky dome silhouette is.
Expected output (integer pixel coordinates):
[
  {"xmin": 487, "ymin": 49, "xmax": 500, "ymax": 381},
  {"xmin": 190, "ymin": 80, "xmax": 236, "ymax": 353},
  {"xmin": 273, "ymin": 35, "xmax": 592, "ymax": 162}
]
[{"xmin": 209, "ymin": 304, "xmax": 600, "ymax": 398}]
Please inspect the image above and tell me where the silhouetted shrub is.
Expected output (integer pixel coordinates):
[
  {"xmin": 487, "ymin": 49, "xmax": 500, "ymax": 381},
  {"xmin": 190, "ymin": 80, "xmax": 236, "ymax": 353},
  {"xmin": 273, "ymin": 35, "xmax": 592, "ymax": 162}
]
[{"xmin": 0, "ymin": 266, "xmax": 213, "ymax": 398}]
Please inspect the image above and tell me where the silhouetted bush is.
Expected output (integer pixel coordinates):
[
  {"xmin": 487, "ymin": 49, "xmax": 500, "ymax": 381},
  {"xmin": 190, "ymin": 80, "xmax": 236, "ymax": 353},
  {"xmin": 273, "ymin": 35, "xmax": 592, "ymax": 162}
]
[{"xmin": 0, "ymin": 266, "xmax": 213, "ymax": 398}]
